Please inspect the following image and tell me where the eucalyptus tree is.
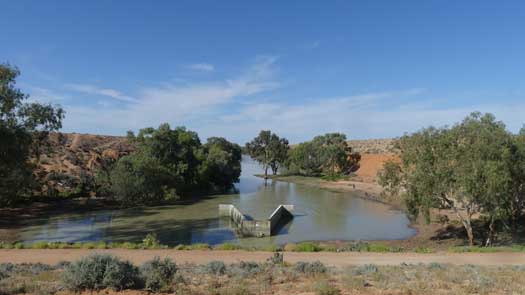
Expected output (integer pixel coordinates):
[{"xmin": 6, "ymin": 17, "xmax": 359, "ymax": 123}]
[
  {"xmin": 288, "ymin": 133, "xmax": 358, "ymax": 177},
  {"xmin": 0, "ymin": 63, "xmax": 64, "ymax": 206},
  {"xmin": 245, "ymin": 130, "xmax": 289, "ymax": 178},
  {"xmin": 379, "ymin": 112, "xmax": 512, "ymax": 246},
  {"xmin": 268, "ymin": 135, "xmax": 289, "ymax": 175},
  {"xmin": 105, "ymin": 124, "xmax": 242, "ymax": 206}
]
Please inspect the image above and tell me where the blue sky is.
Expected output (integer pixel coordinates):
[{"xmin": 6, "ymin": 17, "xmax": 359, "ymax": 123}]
[{"xmin": 2, "ymin": 1, "xmax": 525, "ymax": 143}]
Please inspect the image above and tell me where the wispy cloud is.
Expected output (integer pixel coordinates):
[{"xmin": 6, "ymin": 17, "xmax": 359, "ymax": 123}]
[
  {"xmin": 60, "ymin": 56, "xmax": 280, "ymax": 135},
  {"xmin": 28, "ymin": 56, "xmax": 525, "ymax": 144},
  {"xmin": 65, "ymin": 83, "xmax": 137, "ymax": 103},
  {"xmin": 25, "ymin": 85, "xmax": 67, "ymax": 103},
  {"xmin": 187, "ymin": 63, "xmax": 215, "ymax": 72}
]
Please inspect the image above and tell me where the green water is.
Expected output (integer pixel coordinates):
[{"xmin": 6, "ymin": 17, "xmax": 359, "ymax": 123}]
[{"xmin": 13, "ymin": 157, "xmax": 416, "ymax": 246}]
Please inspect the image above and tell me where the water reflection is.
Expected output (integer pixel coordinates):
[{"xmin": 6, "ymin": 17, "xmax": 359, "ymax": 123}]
[{"xmin": 15, "ymin": 156, "xmax": 416, "ymax": 246}]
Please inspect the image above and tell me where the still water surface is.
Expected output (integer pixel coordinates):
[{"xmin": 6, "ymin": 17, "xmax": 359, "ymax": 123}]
[{"xmin": 16, "ymin": 157, "xmax": 416, "ymax": 246}]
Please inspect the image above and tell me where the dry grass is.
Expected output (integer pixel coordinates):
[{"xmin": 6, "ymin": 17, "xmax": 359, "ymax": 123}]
[{"xmin": 2, "ymin": 259, "xmax": 525, "ymax": 295}]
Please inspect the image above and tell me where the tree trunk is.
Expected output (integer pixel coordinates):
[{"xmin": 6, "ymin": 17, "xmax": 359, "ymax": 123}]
[
  {"xmin": 465, "ymin": 222, "xmax": 474, "ymax": 246},
  {"xmin": 450, "ymin": 203, "xmax": 475, "ymax": 246},
  {"xmin": 264, "ymin": 165, "xmax": 268, "ymax": 186},
  {"xmin": 485, "ymin": 215, "xmax": 495, "ymax": 247}
]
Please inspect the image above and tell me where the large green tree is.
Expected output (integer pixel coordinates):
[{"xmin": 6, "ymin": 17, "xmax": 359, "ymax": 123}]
[
  {"xmin": 103, "ymin": 124, "xmax": 241, "ymax": 206},
  {"xmin": 201, "ymin": 137, "xmax": 242, "ymax": 189},
  {"xmin": 0, "ymin": 64, "xmax": 64, "ymax": 206},
  {"xmin": 288, "ymin": 133, "xmax": 359, "ymax": 177},
  {"xmin": 379, "ymin": 112, "xmax": 512, "ymax": 246},
  {"xmin": 245, "ymin": 130, "xmax": 289, "ymax": 179}
]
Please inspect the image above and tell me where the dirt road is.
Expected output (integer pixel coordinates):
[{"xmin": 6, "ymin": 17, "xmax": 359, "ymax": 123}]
[{"xmin": 1, "ymin": 249, "xmax": 524, "ymax": 266}]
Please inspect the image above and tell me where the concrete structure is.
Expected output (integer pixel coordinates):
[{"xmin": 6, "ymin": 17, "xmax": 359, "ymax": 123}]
[{"xmin": 219, "ymin": 204, "xmax": 294, "ymax": 237}]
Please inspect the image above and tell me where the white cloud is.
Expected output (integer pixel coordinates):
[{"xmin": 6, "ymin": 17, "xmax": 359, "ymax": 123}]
[
  {"xmin": 198, "ymin": 88, "xmax": 525, "ymax": 143},
  {"xmin": 40, "ymin": 56, "xmax": 525, "ymax": 144},
  {"xmin": 188, "ymin": 63, "xmax": 215, "ymax": 72},
  {"xmin": 65, "ymin": 84, "xmax": 137, "ymax": 103},
  {"xmin": 25, "ymin": 86, "xmax": 67, "ymax": 103},
  {"xmin": 60, "ymin": 56, "xmax": 279, "ymax": 135}
]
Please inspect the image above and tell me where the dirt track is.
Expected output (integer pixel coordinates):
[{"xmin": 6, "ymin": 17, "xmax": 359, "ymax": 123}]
[{"xmin": 1, "ymin": 249, "xmax": 524, "ymax": 266}]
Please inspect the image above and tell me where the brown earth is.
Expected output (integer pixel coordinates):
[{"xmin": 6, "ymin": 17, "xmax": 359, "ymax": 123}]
[
  {"xmin": 34, "ymin": 132, "xmax": 134, "ymax": 194},
  {"xmin": 1, "ymin": 249, "xmax": 525, "ymax": 266}
]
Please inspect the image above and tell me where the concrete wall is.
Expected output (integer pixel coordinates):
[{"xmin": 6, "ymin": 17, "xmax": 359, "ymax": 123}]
[
  {"xmin": 219, "ymin": 204, "xmax": 293, "ymax": 238},
  {"xmin": 268, "ymin": 205, "xmax": 294, "ymax": 232}
]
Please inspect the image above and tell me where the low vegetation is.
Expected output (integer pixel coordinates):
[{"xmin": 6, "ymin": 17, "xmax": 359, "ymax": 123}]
[
  {"xmin": 1, "ymin": 255, "xmax": 525, "ymax": 294},
  {"xmin": 0, "ymin": 239, "xmax": 467, "ymax": 253}
]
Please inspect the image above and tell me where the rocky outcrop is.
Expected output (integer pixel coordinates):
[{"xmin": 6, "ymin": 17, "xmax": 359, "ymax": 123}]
[{"xmin": 34, "ymin": 133, "xmax": 135, "ymax": 193}]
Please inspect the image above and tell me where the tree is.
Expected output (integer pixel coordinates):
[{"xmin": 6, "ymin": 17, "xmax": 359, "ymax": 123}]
[
  {"xmin": 268, "ymin": 135, "xmax": 289, "ymax": 175},
  {"xmin": 287, "ymin": 133, "xmax": 359, "ymax": 177},
  {"xmin": 201, "ymin": 137, "xmax": 242, "ymax": 189},
  {"xmin": 245, "ymin": 130, "xmax": 289, "ymax": 179},
  {"xmin": 109, "ymin": 153, "xmax": 175, "ymax": 207},
  {"xmin": 379, "ymin": 112, "xmax": 512, "ymax": 246},
  {"xmin": 377, "ymin": 160, "xmax": 403, "ymax": 196},
  {"xmin": 0, "ymin": 63, "xmax": 64, "ymax": 206},
  {"xmin": 503, "ymin": 129, "xmax": 525, "ymax": 234},
  {"xmin": 105, "ymin": 124, "xmax": 241, "ymax": 206},
  {"xmin": 288, "ymin": 141, "xmax": 324, "ymax": 176}
]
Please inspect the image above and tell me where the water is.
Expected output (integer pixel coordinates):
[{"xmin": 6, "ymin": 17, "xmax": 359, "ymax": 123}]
[{"xmin": 13, "ymin": 157, "xmax": 416, "ymax": 246}]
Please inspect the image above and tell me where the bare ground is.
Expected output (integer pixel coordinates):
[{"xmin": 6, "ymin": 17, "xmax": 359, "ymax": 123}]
[{"xmin": 1, "ymin": 249, "xmax": 525, "ymax": 266}]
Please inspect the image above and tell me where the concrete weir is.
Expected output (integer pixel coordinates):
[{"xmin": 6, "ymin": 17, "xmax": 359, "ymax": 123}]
[{"xmin": 219, "ymin": 204, "xmax": 294, "ymax": 237}]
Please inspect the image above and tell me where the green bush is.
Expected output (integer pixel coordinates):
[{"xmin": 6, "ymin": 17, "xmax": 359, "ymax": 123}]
[
  {"xmin": 142, "ymin": 233, "xmax": 161, "ymax": 248},
  {"xmin": 214, "ymin": 243, "xmax": 241, "ymax": 250},
  {"xmin": 61, "ymin": 254, "xmax": 139, "ymax": 291},
  {"xmin": 366, "ymin": 243, "xmax": 392, "ymax": 252},
  {"xmin": 294, "ymin": 242, "xmax": 321, "ymax": 252},
  {"xmin": 414, "ymin": 246, "xmax": 433, "ymax": 253},
  {"xmin": 140, "ymin": 257, "xmax": 177, "ymax": 291},
  {"xmin": 294, "ymin": 261, "xmax": 327, "ymax": 275}
]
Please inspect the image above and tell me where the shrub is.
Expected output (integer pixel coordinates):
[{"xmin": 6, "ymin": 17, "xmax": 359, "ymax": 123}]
[
  {"xmin": 367, "ymin": 243, "xmax": 392, "ymax": 253},
  {"xmin": 294, "ymin": 261, "xmax": 327, "ymax": 275},
  {"xmin": 140, "ymin": 257, "xmax": 177, "ymax": 291},
  {"xmin": 204, "ymin": 261, "xmax": 227, "ymax": 276},
  {"xmin": 314, "ymin": 280, "xmax": 341, "ymax": 295},
  {"xmin": 228, "ymin": 261, "xmax": 262, "ymax": 278},
  {"xmin": 294, "ymin": 242, "xmax": 321, "ymax": 252},
  {"xmin": 414, "ymin": 246, "xmax": 433, "ymax": 253},
  {"xmin": 428, "ymin": 262, "xmax": 445, "ymax": 270},
  {"xmin": 267, "ymin": 252, "xmax": 284, "ymax": 265},
  {"xmin": 142, "ymin": 233, "xmax": 161, "ymax": 248},
  {"xmin": 61, "ymin": 254, "xmax": 139, "ymax": 291},
  {"xmin": 31, "ymin": 242, "xmax": 50, "ymax": 249},
  {"xmin": 214, "ymin": 243, "xmax": 241, "ymax": 250},
  {"xmin": 353, "ymin": 264, "xmax": 378, "ymax": 275}
]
